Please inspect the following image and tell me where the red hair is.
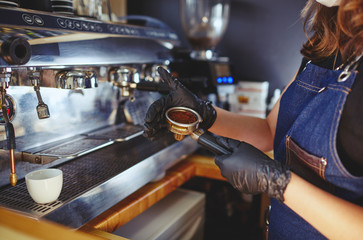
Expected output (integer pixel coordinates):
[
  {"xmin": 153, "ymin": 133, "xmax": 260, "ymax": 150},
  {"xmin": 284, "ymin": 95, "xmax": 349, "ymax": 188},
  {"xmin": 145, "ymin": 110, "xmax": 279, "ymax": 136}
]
[{"xmin": 301, "ymin": 0, "xmax": 363, "ymax": 63}]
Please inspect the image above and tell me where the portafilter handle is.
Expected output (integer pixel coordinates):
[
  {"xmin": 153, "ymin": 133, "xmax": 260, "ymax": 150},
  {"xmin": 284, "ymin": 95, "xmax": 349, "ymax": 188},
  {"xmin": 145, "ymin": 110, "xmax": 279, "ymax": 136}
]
[{"xmin": 190, "ymin": 128, "xmax": 232, "ymax": 155}]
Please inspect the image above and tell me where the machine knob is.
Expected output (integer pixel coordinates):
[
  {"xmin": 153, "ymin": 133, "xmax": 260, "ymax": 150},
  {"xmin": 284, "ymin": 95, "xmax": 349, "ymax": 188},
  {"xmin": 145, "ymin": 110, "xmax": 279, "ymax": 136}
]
[{"xmin": 1, "ymin": 36, "xmax": 32, "ymax": 65}]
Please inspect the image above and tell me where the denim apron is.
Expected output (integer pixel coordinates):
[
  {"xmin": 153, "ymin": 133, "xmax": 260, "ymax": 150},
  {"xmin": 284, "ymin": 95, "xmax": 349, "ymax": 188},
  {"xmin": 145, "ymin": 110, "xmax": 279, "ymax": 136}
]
[{"xmin": 268, "ymin": 57, "xmax": 363, "ymax": 239}]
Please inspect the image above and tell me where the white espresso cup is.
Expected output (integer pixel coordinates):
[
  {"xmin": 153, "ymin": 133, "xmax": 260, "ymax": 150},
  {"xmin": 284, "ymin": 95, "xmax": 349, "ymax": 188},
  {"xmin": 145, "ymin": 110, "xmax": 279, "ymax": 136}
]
[{"xmin": 25, "ymin": 169, "xmax": 63, "ymax": 204}]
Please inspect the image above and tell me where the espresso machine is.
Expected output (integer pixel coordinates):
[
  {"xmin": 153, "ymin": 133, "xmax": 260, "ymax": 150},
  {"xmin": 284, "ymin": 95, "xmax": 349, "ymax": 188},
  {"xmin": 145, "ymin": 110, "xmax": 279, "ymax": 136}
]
[
  {"xmin": 0, "ymin": 5, "xmax": 199, "ymax": 228},
  {"xmin": 170, "ymin": 0, "xmax": 234, "ymax": 98}
]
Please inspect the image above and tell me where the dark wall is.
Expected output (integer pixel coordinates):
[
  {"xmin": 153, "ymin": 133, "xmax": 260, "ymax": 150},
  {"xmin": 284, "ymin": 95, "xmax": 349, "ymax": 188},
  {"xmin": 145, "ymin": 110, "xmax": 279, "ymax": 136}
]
[{"xmin": 128, "ymin": 0, "xmax": 307, "ymax": 94}]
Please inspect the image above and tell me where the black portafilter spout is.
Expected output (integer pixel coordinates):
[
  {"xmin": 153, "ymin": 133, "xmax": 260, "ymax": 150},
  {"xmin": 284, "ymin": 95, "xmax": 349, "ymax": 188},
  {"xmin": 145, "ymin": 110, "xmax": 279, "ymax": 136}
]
[
  {"xmin": 165, "ymin": 107, "xmax": 231, "ymax": 155},
  {"xmin": 1, "ymin": 36, "xmax": 32, "ymax": 65},
  {"xmin": 1, "ymin": 88, "xmax": 16, "ymax": 186}
]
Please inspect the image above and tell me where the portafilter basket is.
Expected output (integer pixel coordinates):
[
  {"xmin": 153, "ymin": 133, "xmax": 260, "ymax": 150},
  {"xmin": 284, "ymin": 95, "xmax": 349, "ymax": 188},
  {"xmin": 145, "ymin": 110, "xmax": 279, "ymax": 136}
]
[
  {"xmin": 165, "ymin": 107, "xmax": 231, "ymax": 155},
  {"xmin": 165, "ymin": 107, "xmax": 201, "ymax": 141}
]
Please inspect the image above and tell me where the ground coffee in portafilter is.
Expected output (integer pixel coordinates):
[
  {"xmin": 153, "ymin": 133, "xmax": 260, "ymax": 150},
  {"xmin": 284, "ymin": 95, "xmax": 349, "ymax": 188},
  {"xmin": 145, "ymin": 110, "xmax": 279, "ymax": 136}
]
[{"xmin": 167, "ymin": 109, "xmax": 198, "ymax": 124}]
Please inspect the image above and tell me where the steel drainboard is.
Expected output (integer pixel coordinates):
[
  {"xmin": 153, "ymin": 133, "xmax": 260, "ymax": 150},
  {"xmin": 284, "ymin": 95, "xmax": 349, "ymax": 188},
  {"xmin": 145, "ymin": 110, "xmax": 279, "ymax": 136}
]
[{"xmin": 0, "ymin": 134, "xmax": 192, "ymax": 225}]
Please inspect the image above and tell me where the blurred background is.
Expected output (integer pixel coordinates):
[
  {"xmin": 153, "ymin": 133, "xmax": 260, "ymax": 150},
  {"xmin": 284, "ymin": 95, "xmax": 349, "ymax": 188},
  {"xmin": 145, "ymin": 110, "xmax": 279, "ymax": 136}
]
[{"xmin": 128, "ymin": 0, "xmax": 307, "ymax": 97}]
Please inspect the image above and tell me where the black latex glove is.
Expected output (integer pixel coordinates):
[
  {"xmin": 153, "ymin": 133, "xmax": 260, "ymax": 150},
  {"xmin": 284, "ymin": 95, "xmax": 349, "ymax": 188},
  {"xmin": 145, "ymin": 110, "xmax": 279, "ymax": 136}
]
[
  {"xmin": 143, "ymin": 67, "xmax": 217, "ymax": 140},
  {"xmin": 214, "ymin": 137, "xmax": 291, "ymax": 202}
]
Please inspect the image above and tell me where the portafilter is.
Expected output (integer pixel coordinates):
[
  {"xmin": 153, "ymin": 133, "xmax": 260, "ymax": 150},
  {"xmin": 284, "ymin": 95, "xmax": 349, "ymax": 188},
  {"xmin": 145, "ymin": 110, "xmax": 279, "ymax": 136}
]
[{"xmin": 165, "ymin": 106, "xmax": 231, "ymax": 155}]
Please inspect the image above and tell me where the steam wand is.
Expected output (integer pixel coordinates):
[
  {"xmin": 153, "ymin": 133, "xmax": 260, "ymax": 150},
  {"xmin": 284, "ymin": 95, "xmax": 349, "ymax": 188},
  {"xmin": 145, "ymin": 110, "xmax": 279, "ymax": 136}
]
[{"xmin": 0, "ymin": 85, "xmax": 16, "ymax": 186}]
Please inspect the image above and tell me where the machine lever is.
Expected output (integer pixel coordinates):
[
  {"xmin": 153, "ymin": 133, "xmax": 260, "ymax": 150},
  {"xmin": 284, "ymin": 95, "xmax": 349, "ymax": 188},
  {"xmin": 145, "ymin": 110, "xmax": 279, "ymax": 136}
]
[
  {"xmin": 29, "ymin": 68, "xmax": 50, "ymax": 119},
  {"xmin": 34, "ymin": 85, "xmax": 50, "ymax": 119}
]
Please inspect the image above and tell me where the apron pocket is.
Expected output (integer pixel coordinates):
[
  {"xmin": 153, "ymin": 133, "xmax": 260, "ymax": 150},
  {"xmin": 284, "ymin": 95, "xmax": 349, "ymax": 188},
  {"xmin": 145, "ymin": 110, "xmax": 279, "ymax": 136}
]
[{"xmin": 286, "ymin": 135, "xmax": 333, "ymax": 192}]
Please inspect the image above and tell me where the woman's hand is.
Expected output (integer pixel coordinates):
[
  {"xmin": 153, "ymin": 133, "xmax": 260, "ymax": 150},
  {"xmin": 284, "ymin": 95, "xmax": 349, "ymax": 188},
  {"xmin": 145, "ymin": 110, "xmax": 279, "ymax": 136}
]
[
  {"xmin": 214, "ymin": 137, "xmax": 291, "ymax": 202},
  {"xmin": 143, "ymin": 67, "xmax": 217, "ymax": 140}
]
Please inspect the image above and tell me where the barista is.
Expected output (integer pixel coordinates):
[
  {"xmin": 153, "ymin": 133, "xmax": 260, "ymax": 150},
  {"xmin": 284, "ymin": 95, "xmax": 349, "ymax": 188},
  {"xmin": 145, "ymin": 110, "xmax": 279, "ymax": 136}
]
[{"xmin": 143, "ymin": 0, "xmax": 363, "ymax": 239}]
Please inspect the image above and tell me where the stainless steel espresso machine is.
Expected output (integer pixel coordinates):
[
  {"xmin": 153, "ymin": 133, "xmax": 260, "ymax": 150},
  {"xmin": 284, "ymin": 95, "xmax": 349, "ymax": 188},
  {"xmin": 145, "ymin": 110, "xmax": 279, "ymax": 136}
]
[{"xmin": 0, "ymin": 5, "xmax": 198, "ymax": 228}]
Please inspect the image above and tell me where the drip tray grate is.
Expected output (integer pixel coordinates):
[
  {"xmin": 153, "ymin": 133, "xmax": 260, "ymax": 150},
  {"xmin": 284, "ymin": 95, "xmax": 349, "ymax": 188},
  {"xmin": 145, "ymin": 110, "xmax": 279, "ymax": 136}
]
[
  {"xmin": 0, "ymin": 134, "xmax": 175, "ymax": 219},
  {"xmin": 0, "ymin": 181, "xmax": 63, "ymax": 217},
  {"xmin": 20, "ymin": 123, "xmax": 144, "ymax": 164},
  {"xmin": 84, "ymin": 123, "xmax": 144, "ymax": 141}
]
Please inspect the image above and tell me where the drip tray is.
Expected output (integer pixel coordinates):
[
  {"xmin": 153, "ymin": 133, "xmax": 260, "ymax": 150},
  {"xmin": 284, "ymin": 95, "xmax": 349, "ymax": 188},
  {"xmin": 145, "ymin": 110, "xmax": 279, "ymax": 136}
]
[
  {"xmin": 0, "ymin": 135, "xmax": 199, "ymax": 228},
  {"xmin": 20, "ymin": 123, "xmax": 144, "ymax": 164},
  {"xmin": 0, "ymin": 181, "xmax": 62, "ymax": 218}
]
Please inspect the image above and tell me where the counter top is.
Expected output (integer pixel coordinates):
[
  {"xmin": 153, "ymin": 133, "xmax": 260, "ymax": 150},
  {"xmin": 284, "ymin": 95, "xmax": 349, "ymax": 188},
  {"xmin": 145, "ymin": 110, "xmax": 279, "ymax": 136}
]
[
  {"xmin": 0, "ymin": 152, "xmax": 270, "ymax": 238},
  {"xmin": 0, "ymin": 153, "xmax": 222, "ymax": 239},
  {"xmin": 0, "ymin": 205, "xmax": 126, "ymax": 240}
]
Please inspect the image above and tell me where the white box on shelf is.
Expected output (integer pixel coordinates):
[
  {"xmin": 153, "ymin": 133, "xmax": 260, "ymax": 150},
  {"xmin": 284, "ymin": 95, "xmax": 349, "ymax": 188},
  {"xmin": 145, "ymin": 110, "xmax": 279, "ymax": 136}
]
[{"xmin": 229, "ymin": 81, "xmax": 269, "ymax": 118}]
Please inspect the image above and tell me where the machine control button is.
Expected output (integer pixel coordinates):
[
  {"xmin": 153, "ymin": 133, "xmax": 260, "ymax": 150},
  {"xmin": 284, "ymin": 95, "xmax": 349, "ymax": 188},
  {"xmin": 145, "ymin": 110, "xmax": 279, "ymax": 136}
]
[
  {"xmin": 95, "ymin": 25, "xmax": 102, "ymax": 32},
  {"xmin": 65, "ymin": 19, "xmax": 74, "ymax": 29},
  {"xmin": 74, "ymin": 21, "xmax": 82, "ymax": 30},
  {"xmin": 57, "ymin": 18, "xmax": 66, "ymax": 28},
  {"xmin": 33, "ymin": 15, "xmax": 44, "ymax": 26},
  {"xmin": 108, "ymin": 25, "xmax": 115, "ymax": 33},
  {"xmin": 81, "ymin": 22, "xmax": 89, "ymax": 30},
  {"xmin": 131, "ymin": 29, "xmax": 139, "ymax": 35},
  {"xmin": 22, "ymin": 14, "xmax": 34, "ymax": 25}
]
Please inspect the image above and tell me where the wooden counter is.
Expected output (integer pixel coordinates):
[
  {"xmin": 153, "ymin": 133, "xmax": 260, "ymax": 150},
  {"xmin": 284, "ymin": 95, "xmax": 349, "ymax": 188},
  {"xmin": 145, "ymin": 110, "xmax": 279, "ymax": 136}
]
[
  {"xmin": 80, "ymin": 154, "xmax": 226, "ymax": 233},
  {"xmin": 0, "ymin": 153, "xmax": 222, "ymax": 239},
  {"xmin": 0, "ymin": 206, "xmax": 127, "ymax": 240},
  {"xmin": 0, "ymin": 153, "xmax": 270, "ymax": 239}
]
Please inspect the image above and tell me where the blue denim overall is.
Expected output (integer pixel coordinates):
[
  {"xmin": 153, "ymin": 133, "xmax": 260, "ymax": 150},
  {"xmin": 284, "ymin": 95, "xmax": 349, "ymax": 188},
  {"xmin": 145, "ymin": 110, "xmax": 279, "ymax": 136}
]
[{"xmin": 268, "ymin": 59, "xmax": 363, "ymax": 239}]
